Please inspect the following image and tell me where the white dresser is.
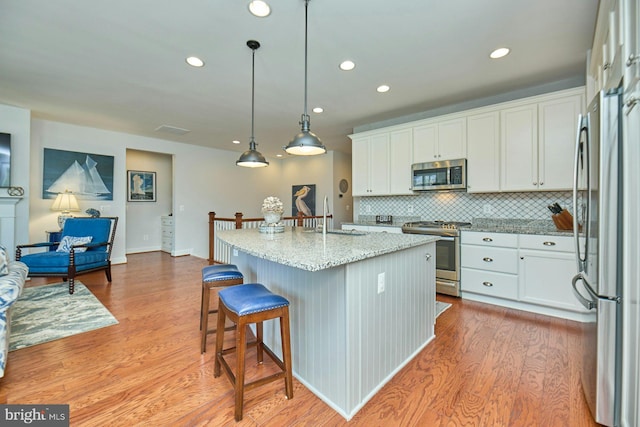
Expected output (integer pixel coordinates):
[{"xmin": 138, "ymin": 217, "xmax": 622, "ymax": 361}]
[{"xmin": 160, "ymin": 215, "xmax": 174, "ymax": 254}]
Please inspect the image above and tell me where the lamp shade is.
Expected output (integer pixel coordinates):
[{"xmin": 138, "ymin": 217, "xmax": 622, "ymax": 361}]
[
  {"xmin": 285, "ymin": 126, "xmax": 326, "ymax": 156},
  {"xmin": 51, "ymin": 191, "xmax": 80, "ymax": 213},
  {"xmin": 236, "ymin": 140, "xmax": 269, "ymax": 167}
]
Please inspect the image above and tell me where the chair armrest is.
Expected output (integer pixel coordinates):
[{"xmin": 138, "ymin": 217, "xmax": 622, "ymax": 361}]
[
  {"xmin": 16, "ymin": 242, "xmax": 57, "ymax": 249},
  {"xmin": 70, "ymin": 241, "xmax": 110, "ymax": 250}
]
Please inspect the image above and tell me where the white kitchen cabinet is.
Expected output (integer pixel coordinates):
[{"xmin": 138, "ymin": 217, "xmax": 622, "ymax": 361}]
[
  {"xmin": 466, "ymin": 111, "xmax": 500, "ymax": 193},
  {"xmin": 161, "ymin": 215, "xmax": 174, "ymax": 253},
  {"xmin": 500, "ymin": 91, "xmax": 583, "ymax": 192},
  {"xmin": 500, "ymin": 104, "xmax": 538, "ymax": 191},
  {"xmin": 412, "ymin": 117, "xmax": 466, "ymax": 163},
  {"xmin": 537, "ymin": 94, "xmax": 584, "ymax": 190},
  {"xmin": 461, "ymin": 231, "xmax": 519, "ymax": 301},
  {"xmin": 351, "ymin": 134, "xmax": 389, "ymax": 196},
  {"xmin": 461, "ymin": 230, "xmax": 590, "ymax": 321},
  {"xmin": 388, "ymin": 128, "xmax": 413, "ymax": 195},
  {"xmin": 518, "ymin": 234, "xmax": 588, "ymax": 313}
]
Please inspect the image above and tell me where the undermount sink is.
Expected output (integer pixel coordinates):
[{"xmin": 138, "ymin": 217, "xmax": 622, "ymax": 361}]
[{"xmin": 324, "ymin": 229, "xmax": 367, "ymax": 236}]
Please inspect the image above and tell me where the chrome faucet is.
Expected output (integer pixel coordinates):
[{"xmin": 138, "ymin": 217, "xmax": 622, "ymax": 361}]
[{"xmin": 322, "ymin": 195, "xmax": 328, "ymax": 237}]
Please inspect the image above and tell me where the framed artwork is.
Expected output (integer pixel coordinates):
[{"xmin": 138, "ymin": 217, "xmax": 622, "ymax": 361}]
[
  {"xmin": 127, "ymin": 170, "xmax": 156, "ymax": 202},
  {"xmin": 292, "ymin": 184, "xmax": 316, "ymax": 216},
  {"xmin": 43, "ymin": 148, "xmax": 114, "ymax": 200}
]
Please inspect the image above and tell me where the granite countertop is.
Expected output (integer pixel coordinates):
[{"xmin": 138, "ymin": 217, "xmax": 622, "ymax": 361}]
[
  {"xmin": 468, "ymin": 218, "xmax": 575, "ymax": 236},
  {"xmin": 217, "ymin": 227, "xmax": 438, "ymax": 272}
]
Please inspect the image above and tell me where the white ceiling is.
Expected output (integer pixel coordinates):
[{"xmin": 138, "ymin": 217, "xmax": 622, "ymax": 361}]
[{"xmin": 0, "ymin": 0, "xmax": 598, "ymax": 160}]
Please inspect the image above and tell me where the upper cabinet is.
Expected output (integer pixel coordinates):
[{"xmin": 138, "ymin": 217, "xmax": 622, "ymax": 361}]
[
  {"xmin": 413, "ymin": 117, "xmax": 466, "ymax": 163},
  {"xmin": 466, "ymin": 111, "xmax": 500, "ymax": 193},
  {"xmin": 351, "ymin": 133, "xmax": 390, "ymax": 196},
  {"xmin": 350, "ymin": 87, "xmax": 584, "ymax": 196}
]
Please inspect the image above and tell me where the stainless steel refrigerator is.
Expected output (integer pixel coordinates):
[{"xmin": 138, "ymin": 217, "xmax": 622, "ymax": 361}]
[{"xmin": 571, "ymin": 88, "xmax": 623, "ymax": 427}]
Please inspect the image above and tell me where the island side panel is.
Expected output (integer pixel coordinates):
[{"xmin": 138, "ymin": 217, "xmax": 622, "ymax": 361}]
[
  {"xmin": 254, "ymin": 256, "xmax": 351, "ymax": 416},
  {"xmin": 345, "ymin": 242, "xmax": 436, "ymax": 414}
]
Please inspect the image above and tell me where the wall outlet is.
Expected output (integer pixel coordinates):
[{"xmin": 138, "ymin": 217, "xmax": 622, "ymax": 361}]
[
  {"xmin": 408, "ymin": 204, "xmax": 414, "ymax": 214},
  {"xmin": 483, "ymin": 204, "xmax": 493, "ymax": 214},
  {"xmin": 143, "ymin": 234, "xmax": 149, "ymax": 241},
  {"xmin": 179, "ymin": 205, "xmax": 185, "ymax": 212},
  {"xmin": 377, "ymin": 272, "xmax": 385, "ymax": 294}
]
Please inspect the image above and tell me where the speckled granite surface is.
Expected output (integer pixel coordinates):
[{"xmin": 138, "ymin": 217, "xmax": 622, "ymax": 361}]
[
  {"xmin": 343, "ymin": 217, "xmax": 574, "ymax": 236},
  {"xmin": 217, "ymin": 227, "xmax": 438, "ymax": 271},
  {"xmin": 469, "ymin": 218, "xmax": 574, "ymax": 236}
]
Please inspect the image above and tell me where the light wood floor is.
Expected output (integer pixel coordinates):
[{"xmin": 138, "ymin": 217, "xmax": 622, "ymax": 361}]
[{"xmin": 1, "ymin": 252, "xmax": 599, "ymax": 426}]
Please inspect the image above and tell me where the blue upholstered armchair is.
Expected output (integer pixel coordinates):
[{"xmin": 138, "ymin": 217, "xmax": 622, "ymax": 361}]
[{"xmin": 16, "ymin": 217, "xmax": 118, "ymax": 294}]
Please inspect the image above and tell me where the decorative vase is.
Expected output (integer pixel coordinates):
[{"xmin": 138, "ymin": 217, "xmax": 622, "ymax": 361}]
[{"xmin": 263, "ymin": 211, "xmax": 282, "ymax": 225}]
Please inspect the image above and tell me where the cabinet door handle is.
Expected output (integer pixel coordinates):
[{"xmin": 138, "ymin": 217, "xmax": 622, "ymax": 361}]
[
  {"xmin": 482, "ymin": 237, "xmax": 493, "ymax": 242},
  {"xmin": 539, "ymin": 182, "xmax": 543, "ymax": 186},
  {"xmin": 425, "ymin": 253, "xmax": 432, "ymax": 260},
  {"xmin": 483, "ymin": 257, "xmax": 493, "ymax": 262},
  {"xmin": 603, "ymin": 62, "xmax": 611, "ymax": 70},
  {"xmin": 627, "ymin": 53, "xmax": 639, "ymax": 67},
  {"xmin": 543, "ymin": 241, "xmax": 556, "ymax": 246},
  {"xmin": 482, "ymin": 281, "xmax": 493, "ymax": 287}
]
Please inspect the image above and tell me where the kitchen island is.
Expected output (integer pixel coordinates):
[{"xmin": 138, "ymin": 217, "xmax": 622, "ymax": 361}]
[{"xmin": 217, "ymin": 227, "xmax": 438, "ymax": 420}]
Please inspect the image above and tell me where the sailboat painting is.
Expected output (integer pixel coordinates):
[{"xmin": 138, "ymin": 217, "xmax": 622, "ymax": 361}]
[{"xmin": 42, "ymin": 148, "xmax": 114, "ymax": 200}]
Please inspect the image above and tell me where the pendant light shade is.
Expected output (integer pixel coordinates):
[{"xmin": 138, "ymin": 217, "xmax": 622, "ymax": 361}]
[
  {"xmin": 284, "ymin": 0, "xmax": 326, "ymax": 156},
  {"xmin": 237, "ymin": 40, "xmax": 269, "ymax": 168}
]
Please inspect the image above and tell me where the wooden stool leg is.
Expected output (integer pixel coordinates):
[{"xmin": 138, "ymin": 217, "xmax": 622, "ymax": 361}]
[
  {"xmin": 213, "ymin": 301, "xmax": 226, "ymax": 378},
  {"xmin": 280, "ymin": 307, "xmax": 294, "ymax": 399},
  {"xmin": 234, "ymin": 317, "xmax": 247, "ymax": 421},
  {"xmin": 200, "ymin": 284, "xmax": 211, "ymax": 353},
  {"xmin": 256, "ymin": 321, "xmax": 264, "ymax": 364}
]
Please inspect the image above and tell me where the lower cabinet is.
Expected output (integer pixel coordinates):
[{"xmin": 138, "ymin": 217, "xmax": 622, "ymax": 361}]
[
  {"xmin": 461, "ymin": 231, "xmax": 589, "ymax": 321},
  {"xmin": 161, "ymin": 215, "xmax": 174, "ymax": 253}
]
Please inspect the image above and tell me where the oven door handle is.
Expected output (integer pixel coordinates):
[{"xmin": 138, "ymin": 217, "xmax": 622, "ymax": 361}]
[{"xmin": 438, "ymin": 236, "xmax": 456, "ymax": 241}]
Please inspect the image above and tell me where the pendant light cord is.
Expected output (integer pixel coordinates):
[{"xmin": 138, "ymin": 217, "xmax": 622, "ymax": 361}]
[
  {"xmin": 302, "ymin": 0, "xmax": 309, "ymax": 124},
  {"xmin": 251, "ymin": 44, "xmax": 256, "ymax": 143}
]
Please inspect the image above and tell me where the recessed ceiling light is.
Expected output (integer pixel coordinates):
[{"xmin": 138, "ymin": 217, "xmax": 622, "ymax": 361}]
[
  {"xmin": 339, "ymin": 60, "xmax": 355, "ymax": 71},
  {"xmin": 232, "ymin": 140, "xmax": 241, "ymax": 144},
  {"xmin": 490, "ymin": 47, "xmax": 510, "ymax": 59},
  {"xmin": 312, "ymin": 107, "xmax": 323, "ymax": 113},
  {"xmin": 276, "ymin": 154, "xmax": 283, "ymax": 157},
  {"xmin": 248, "ymin": 0, "xmax": 271, "ymax": 17},
  {"xmin": 377, "ymin": 85, "xmax": 390, "ymax": 93},
  {"xmin": 186, "ymin": 56, "xmax": 204, "ymax": 67}
]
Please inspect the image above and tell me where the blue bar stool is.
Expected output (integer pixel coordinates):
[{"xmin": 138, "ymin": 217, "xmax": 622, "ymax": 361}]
[
  {"xmin": 200, "ymin": 264, "xmax": 244, "ymax": 353},
  {"xmin": 214, "ymin": 283, "xmax": 293, "ymax": 421}
]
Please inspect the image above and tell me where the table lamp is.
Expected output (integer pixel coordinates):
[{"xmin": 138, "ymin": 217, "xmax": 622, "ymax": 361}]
[{"xmin": 51, "ymin": 190, "xmax": 80, "ymax": 229}]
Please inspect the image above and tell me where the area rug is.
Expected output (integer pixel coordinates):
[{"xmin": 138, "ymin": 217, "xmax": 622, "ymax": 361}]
[
  {"xmin": 436, "ymin": 301, "xmax": 452, "ymax": 318},
  {"xmin": 9, "ymin": 282, "xmax": 118, "ymax": 351}
]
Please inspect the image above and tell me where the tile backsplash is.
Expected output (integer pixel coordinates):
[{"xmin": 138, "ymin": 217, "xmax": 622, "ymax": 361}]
[{"xmin": 356, "ymin": 191, "xmax": 576, "ymax": 222}]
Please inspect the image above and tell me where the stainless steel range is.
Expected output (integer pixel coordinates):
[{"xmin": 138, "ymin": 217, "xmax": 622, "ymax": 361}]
[{"xmin": 401, "ymin": 220, "xmax": 471, "ymax": 296}]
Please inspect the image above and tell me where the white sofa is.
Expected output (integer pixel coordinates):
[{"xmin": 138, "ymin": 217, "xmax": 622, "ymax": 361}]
[{"xmin": 0, "ymin": 261, "xmax": 28, "ymax": 377}]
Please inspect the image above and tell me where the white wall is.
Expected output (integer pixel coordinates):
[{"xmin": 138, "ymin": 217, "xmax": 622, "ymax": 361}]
[
  {"xmin": 125, "ymin": 149, "xmax": 172, "ymax": 253},
  {"xmin": 29, "ymin": 119, "xmax": 284, "ymax": 261},
  {"xmin": 0, "ymin": 104, "xmax": 30, "ymax": 254}
]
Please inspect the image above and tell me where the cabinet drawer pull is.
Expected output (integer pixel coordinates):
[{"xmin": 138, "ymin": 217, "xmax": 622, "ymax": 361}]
[
  {"xmin": 543, "ymin": 241, "xmax": 556, "ymax": 246},
  {"xmin": 482, "ymin": 281, "xmax": 493, "ymax": 287},
  {"xmin": 482, "ymin": 257, "xmax": 493, "ymax": 262},
  {"xmin": 482, "ymin": 237, "xmax": 493, "ymax": 242}
]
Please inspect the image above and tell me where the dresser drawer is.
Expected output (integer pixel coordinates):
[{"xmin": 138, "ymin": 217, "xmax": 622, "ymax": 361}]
[
  {"xmin": 461, "ymin": 268, "xmax": 519, "ymax": 300},
  {"xmin": 461, "ymin": 231, "xmax": 518, "ymax": 248},
  {"xmin": 161, "ymin": 217, "xmax": 174, "ymax": 227},
  {"xmin": 518, "ymin": 234, "xmax": 575, "ymax": 253},
  {"xmin": 161, "ymin": 228, "xmax": 174, "ymax": 237},
  {"xmin": 461, "ymin": 245, "xmax": 518, "ymax": 274}
]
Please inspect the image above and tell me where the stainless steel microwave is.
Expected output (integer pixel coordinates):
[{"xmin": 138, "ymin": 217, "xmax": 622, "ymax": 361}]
[{"xmin": 411, "ymin": 159, "xmax": 467, "ymax": 191}]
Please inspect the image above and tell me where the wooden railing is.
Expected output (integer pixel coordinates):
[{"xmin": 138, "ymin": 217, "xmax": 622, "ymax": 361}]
[{"xmin": 208, "ymin": 211, "xmax": 333, "ymax": 264}]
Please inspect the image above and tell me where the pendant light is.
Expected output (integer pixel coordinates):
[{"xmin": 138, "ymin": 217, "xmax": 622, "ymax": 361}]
[
  {"xmin": 237, "ymin": 40, "xmax": 269, "ymax": 167},
  {"xmin": 284, "ymin": 0, "xmax": 326, "ymax": 156}
]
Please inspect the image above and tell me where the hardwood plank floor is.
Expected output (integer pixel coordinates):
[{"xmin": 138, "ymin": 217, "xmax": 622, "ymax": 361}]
[{"xmin": 1, "ymin": 252, "xmax": 598, "ymax": 426}]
